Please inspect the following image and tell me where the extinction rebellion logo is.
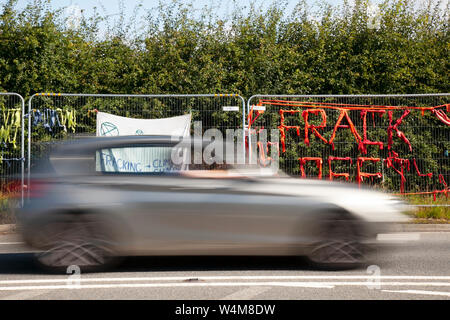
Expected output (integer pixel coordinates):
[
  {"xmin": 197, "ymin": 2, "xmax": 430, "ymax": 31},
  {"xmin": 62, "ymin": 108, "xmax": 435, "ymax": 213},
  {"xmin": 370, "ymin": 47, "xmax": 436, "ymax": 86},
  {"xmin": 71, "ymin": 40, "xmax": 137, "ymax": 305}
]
[{"xmin": 100, "ymin": 122, "xmax": 119, "ymax": 136}]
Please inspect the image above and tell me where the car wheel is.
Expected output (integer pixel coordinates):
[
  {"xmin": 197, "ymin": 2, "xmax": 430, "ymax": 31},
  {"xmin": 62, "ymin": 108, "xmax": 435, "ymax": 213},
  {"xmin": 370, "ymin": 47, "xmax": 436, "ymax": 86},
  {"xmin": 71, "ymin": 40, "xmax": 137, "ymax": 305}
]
[
  {"xmin": 307, "ymin": 213, "xmax": 366, "ymax": 270},
  {"xmin": 34, "ymin": 217, "xmax": 119, "ymax": 273}
]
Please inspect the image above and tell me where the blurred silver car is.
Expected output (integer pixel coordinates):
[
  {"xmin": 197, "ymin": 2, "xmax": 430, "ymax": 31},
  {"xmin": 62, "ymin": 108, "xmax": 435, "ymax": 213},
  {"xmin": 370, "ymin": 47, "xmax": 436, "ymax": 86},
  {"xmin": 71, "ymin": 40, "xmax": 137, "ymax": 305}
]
[{"xmin": 17, "ymin": 136, "xmax": 409, "ymax": 272}]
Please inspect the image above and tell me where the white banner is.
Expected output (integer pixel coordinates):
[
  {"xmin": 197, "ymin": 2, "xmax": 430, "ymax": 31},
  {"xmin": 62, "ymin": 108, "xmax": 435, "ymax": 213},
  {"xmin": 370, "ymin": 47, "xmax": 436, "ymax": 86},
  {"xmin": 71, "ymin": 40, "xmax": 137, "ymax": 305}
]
[
  {"xmin": 95, "ymin": 112, "xmax": 191, "ymax": 173},
  {"xmin": 96, "ymin": 112, "xmax": 191, "ymax": 137}
]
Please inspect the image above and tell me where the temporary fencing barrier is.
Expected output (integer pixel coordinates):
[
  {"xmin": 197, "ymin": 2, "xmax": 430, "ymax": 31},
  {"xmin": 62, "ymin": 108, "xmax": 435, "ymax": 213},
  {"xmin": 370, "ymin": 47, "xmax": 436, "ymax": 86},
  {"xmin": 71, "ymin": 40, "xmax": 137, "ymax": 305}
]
[{"xmin": 247, "ymin": 94, "xmax": 450, "ymax": 200}]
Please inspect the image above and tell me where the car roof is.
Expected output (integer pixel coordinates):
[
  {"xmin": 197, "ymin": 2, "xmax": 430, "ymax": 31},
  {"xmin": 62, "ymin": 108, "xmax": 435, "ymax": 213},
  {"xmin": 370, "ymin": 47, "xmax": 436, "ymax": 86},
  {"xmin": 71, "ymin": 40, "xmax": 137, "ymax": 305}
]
[
  {"xmin": 50, "ymin": 135, "xmax": 189, "ymax": 155},
  {"xmin": 49, "ymin": 135, "xmax": 238, "ymax": 157}
]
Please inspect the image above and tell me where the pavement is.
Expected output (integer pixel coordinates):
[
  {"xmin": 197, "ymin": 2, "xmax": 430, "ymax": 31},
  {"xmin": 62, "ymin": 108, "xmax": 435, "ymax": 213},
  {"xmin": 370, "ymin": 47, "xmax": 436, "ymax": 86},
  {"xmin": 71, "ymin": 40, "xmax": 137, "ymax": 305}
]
[
  {"xmin": 0, "ymin": 224, "xmax": 16, "ymax": 234},
  {"xmin": 0, "ymin": 226, "xmax": 448, "ymax": 300}
]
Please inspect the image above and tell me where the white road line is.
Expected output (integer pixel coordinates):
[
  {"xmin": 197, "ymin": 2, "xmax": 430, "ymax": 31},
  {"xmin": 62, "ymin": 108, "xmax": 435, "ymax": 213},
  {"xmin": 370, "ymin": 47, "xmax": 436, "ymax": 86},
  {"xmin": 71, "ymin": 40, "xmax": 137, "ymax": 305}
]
[
  {"xmin": 382, "ymin": 290, "xmax": 450, "ymax": 297},
  {"xmin": 220, "ymin": 287, "xmax": 272, "ymax": 300},
  {"xmin": 1, "ymin": 275, "xmax": 450, "ymax": 285},
  {"xmin": 377, "ymin": 233, "xmax": 421, "ymax": 241},
  {"xmin": 0, "ymin": 282, "xmax": 335, "ymax": 291},
  {"xmin": 0, "ymin": 281, "xmax": 449, "ymax": 291},
  {"xmin": 0, "ymin": 242, "xmax": 24, "ymax": 245}
]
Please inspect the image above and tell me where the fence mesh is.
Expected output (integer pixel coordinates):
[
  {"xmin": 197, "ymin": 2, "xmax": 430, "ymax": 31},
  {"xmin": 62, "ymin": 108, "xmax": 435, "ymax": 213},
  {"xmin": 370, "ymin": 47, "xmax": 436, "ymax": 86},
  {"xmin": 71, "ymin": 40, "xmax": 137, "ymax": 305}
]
[
  {"xmin": 28, "ymin": 93, "xmax": 245, "ymax": 173},
  {"xmin": 13, "ymin": 92, "xmax": 450, "ymax": 204},
  {"xmin": 247, "ymin": 95, "xmax": 450, "ymax": 199}
]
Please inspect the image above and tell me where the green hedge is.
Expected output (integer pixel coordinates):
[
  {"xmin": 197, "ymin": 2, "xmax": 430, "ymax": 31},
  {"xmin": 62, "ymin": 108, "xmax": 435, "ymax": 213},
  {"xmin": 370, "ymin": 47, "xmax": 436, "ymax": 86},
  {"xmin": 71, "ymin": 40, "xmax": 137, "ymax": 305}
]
[{"xmin": 0, "ymin": 0, "xmax": 448, "ymax": 97}]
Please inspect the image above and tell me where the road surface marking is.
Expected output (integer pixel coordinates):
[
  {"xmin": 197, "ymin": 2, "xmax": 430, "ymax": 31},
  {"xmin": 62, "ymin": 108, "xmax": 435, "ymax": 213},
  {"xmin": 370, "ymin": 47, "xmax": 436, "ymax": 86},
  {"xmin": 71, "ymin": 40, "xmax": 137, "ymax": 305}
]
[
  {"xmin": 377, "ymin": 233, "xmax": 421, "ymax": 241},
  {"xmin": 1, "ymin": 275, "xmax": 450, "ymax": 285},
  {"xmin": 0, "ymin": 282, "xmax": 335, "ymax": 291},
  {"xmin": 382, "ymin": 289, "xmax": 450, "ymax": 297},
  {"xmin": 1, "ymin": 281, "xmax": 450, "ymax": 291},
  {"xmin": 0, "ymin": 242, "xmax": 25, "ymax": 245},
  {"xmin": 220, "ymin": 287, "xmax": 272, "ymax": 300}
]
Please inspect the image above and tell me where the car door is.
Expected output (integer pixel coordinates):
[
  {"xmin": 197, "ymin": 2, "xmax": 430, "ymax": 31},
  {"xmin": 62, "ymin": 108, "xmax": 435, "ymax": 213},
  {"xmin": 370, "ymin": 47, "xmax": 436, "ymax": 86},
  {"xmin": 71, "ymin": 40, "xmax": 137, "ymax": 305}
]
[{"xmin": 91, "ymin": 142, "xmax": 324, "ymax": 255}]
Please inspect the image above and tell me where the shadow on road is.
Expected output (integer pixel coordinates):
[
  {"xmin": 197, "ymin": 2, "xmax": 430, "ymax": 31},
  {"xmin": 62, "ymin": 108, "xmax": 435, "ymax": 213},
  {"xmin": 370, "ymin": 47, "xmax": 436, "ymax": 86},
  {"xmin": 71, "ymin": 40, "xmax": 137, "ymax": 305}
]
[
  {"xmin": 0, "ymin": 252, "xmax": 330, "ymax": 275},
  {"xmin": 0, "ymin": 253, "xmax": 44, "ymax": 275},
  {"xmin": 119, "ymin": 256, "xmax": 317, "ymax": 272}
]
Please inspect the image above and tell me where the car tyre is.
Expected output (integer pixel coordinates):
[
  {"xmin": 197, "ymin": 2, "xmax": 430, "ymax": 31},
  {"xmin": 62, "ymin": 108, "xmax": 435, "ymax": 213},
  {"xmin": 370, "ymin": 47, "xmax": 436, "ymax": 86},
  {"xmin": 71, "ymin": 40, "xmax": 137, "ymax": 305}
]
[
  {"xmin": 307, "ymin": 213, "xmax": 366, "ymax": 270},
  {"xmin": 34, "ymin": 216, "xmax": 120, "ymax": 274}
]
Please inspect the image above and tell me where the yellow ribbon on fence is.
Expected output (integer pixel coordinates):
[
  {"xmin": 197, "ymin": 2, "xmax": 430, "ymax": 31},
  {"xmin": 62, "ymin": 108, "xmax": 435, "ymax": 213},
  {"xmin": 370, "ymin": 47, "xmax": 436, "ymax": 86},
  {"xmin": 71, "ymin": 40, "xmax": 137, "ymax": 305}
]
[
  {"xmin": 67, "ymin": 109, "xmax": 77, "ymax": 133},
  {"xmin": 55, "ymin": 108, "xmax": 77, "ymax": 133},
  {"xmin": 0, "ymin": 108, "xmax": 21, "ymax": 150}
]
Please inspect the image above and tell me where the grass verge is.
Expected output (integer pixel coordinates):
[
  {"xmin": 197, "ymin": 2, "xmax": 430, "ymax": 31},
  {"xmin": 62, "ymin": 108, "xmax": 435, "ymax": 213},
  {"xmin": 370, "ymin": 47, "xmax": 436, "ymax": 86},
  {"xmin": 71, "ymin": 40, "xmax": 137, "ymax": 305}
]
[{"xmin": 399, "ymin": 194, "xmax": 450, "ymax": 223}]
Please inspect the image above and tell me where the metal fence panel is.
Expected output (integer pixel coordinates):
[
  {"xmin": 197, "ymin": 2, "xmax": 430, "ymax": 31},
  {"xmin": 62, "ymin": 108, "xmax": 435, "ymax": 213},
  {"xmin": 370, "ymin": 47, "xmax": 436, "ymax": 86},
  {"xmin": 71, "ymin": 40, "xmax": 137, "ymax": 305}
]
[
  {"xmin": 28, "ymin": 93, "xmax": 246, "ymax": 181},
  {"xmin": 247, "ymin": 94, "xmax": 450, "ymax": 198},
  {"xmin": 0, "ymin": 92, "xmax": 25, "ymax": 216}
]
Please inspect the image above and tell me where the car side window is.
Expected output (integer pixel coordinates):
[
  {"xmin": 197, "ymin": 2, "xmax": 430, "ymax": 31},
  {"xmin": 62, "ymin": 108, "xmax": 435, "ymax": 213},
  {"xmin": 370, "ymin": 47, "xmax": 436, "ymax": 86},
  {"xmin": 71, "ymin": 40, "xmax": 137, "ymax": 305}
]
[
  {"xmin": 94, "ymin": 143, "xmax": 236, "ymax": 175},
  {"xmin": 95, "ymin": 145, "xmax": 183, "ymax": 174}
]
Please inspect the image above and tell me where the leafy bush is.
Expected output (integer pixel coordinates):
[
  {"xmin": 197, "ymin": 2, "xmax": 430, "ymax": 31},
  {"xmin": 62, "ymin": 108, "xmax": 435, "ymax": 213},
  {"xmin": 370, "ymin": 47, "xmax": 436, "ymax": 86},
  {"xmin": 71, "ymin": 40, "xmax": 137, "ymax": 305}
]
[{"xmin": 0, "ymin": 0, "xmax": 448, "ymax": 97}]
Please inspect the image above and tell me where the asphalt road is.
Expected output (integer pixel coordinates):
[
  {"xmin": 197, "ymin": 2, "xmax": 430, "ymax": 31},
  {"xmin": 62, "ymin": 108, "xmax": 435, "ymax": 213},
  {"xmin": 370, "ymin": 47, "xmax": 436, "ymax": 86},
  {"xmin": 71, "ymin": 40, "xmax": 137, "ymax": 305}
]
[{"xmin": 0, "ymin": 231, "xmax": 448, "ymax": 300}]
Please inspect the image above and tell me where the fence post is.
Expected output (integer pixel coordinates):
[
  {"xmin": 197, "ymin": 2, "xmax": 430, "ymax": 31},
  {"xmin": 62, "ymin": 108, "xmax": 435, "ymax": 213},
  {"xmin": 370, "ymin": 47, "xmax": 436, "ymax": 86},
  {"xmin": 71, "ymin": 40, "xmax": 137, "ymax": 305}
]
[{"xmin": 0, "ymin": 92, "xmax": 25, "ymax": 207}]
